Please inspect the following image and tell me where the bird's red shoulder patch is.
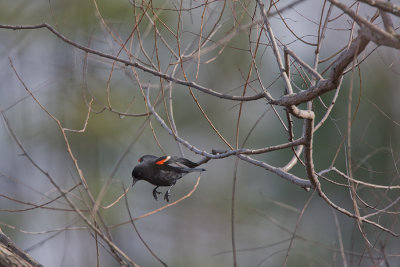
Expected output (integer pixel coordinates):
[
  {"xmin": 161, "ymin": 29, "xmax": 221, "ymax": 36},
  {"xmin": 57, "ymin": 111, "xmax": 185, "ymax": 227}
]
[{"xmin": 156, "ymin": 156, "xmax": 171, "ymax": 165}]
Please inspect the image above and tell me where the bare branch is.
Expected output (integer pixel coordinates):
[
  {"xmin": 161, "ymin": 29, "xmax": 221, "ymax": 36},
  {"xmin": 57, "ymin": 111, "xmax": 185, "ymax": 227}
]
[
  {"xmin": 358, "ymin": 0, "xmax": 400, "ymax": 17},
  {"xmin": 0, "ymin": 23, "xmax": 270, "ymax": 102}
]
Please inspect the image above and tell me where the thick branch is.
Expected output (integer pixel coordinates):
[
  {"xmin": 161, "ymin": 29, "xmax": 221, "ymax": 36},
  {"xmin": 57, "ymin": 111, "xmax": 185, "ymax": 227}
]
[
  {"xmin": 270, "ymin": 34, "xmax": 369, "ymax": 106},
  {"xmin": 329, "ymin": 0, "xmax": 400, "ymax": 48},
  {"xmin": 358, "ymin": 0, "xmax": 400, "ymax": 17},
  {"xmin": 0, "ymin": 230, "xmax": 43, "ymax": 267}
]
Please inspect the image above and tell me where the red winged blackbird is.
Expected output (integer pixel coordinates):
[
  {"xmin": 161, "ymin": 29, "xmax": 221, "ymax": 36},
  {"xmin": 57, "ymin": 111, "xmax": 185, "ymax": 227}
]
[{"xmin": 131, "ymin": 155, "xmax": 206, "ymax": 202}]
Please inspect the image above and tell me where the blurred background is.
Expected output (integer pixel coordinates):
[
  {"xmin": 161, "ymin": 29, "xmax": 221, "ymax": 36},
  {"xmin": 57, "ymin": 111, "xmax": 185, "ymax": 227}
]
[{"xmin": 1, "ymin": 0, "xmax": 400, "ymax": 266}]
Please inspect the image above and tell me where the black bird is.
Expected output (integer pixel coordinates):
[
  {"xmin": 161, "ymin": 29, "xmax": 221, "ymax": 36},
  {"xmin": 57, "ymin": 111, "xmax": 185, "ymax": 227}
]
[{"xmin": 131, "ymin": 155, "xmax": 206, "ymax": 202}]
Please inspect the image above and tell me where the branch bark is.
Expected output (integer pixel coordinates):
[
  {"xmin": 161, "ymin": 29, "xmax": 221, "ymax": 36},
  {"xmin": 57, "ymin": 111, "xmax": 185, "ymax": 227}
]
[{"xmin": 0, "ymin": 230, "xmax": 43, "ymax": 267}]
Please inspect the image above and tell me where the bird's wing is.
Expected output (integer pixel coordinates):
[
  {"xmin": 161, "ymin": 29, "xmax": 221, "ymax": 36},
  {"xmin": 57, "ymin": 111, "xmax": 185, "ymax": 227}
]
[
  {"xmin": 155, "ymin": 156, "xmax": 200, "ymax": 168},
  {"xmin": 138, "ymin": 155, "xmax": 158, "ymax": 163},
  {"xmin": 155, "ymin": 156, "xmax": 172, "ymax": 165}
]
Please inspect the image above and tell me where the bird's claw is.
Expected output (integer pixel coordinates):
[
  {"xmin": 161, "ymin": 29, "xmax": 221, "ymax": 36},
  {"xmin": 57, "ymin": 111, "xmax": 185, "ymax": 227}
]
[
  {"xmin": 152, "ymin": 187, "xmax": 162, "ymax": 200},
  {"xmin": 164, "ymin": 191, "xmax": 170, "ymax": 202}
]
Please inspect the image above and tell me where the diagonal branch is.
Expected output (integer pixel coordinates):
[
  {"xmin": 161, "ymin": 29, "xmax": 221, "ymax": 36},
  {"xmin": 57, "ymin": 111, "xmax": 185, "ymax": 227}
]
[
  {"xmin": 0, "ymin": 23, "xmax": 270, "ymax": 102},
  {"xmin": 358, "ymin": 0, "xmax": 400, "ymax": 17},
  {"xmin": 146, "ymin": 86, "xmax": 313, "ymax": 189}
]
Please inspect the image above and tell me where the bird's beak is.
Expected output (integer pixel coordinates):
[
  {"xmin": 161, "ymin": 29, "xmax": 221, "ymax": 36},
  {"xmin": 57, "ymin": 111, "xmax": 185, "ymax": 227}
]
[{"xmin": 132, "ymin": 178, "xmax": 138, "ymax": 187}]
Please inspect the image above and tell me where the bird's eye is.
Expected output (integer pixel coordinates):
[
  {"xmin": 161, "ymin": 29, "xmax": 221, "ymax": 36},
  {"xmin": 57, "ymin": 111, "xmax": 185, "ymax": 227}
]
[{"xmin": 132, "ymin": 168, "xmax": 143, "ymax": 179}]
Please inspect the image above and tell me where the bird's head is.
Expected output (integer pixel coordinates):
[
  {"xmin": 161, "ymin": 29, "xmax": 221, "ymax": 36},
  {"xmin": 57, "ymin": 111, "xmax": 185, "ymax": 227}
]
[{"xmin": 131, "ymin": 166, "xmax": 144, "ymax": 187}]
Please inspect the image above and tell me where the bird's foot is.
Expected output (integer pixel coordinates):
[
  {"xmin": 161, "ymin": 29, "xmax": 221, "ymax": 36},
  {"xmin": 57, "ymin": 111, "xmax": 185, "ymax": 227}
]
[
  {"xmin": 164, "ymin": 185, "xmax": 175, "ymax": 202},
  {"xmin": 164, "ymin": 191, "xmax": 171, "ymax": 202},
  {"xmin": 152, "ymin": 187, "xmax": 162, "ymax": 200}
]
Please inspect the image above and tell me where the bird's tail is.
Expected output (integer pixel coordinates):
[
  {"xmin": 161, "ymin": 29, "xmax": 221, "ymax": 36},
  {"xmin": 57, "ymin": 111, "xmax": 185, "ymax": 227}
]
[
  {"xmin": 172, "ymin": 157, "xmax": 200, "ymax": 168},
  {"xmin": 183, "ymin": 167, "xmax": 206, "ymax": 173}
]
